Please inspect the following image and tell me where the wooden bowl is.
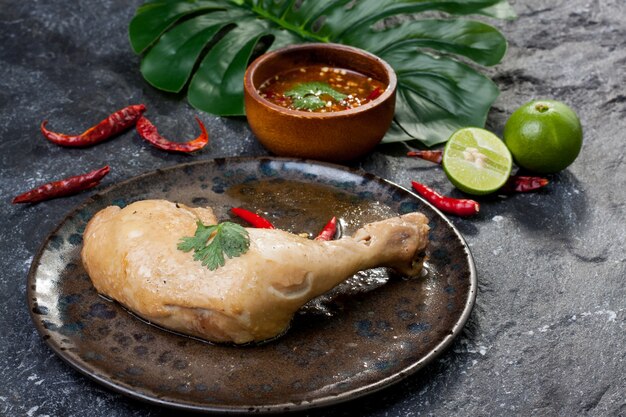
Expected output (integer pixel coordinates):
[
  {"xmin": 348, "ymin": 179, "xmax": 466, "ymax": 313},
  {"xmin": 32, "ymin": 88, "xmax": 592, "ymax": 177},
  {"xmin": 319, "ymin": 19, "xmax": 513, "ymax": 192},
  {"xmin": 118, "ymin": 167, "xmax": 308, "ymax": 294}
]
[{"xmin": 244, "ymin": 43, "xmax": 397, "ymax": 162}]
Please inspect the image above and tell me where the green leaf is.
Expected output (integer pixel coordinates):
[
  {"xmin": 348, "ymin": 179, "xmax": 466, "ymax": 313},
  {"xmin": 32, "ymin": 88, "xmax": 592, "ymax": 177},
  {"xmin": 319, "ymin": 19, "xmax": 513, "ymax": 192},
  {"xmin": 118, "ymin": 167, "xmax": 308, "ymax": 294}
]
[
  {"xmin": 178, "ymin": 221, "xmax": 250, "ymax": 271},
  {"xmin": 319, "ymin": 0, "xmax": 511, "ymax": 41},
  {"xmin": 382, "ymin": 48, "xmax": 499, "ymax": 146},
  {"xmin": 478, "ymin": 2, "xmax": 517, "ymax": 19},
  {"xmin": 219, "ymin": 222, "xmax": 250, "ymax": 258},
  {"xmin": 129, "ymin": 0, "xmax": 514, "ymax": 146},
  {"xmin": 291, "ymin": 95, "xmax": 326, "ymax": 111},
  {"xmin": 140, "ymin": 11, "xmax": 246, "ymax": 92},
  {"xmin": 188, "ymin": 17, "xmax": 271, "ymax": 115},
  {"xmin": 285, "ymin": 82, "xmax": 347, "ymax": 102},
  {"xmin": 284, "ymin": 82, "xmax": 347, "ymax": 111},
  {"xmin": 344, "ymin": 19, "xmax": 507, "ymax": 67},
  {"xmin": 129, "ymin": 1, "xmax": 227, "ymax": 53}
]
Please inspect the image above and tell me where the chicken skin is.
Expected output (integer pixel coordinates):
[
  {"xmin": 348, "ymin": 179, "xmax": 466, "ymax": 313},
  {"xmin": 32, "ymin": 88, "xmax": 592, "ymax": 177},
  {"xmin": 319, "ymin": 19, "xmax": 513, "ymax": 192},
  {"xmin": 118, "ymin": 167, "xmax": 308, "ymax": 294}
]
[{"xmin": 82, "ymin": 200, "xmax": 429, "ymax": 344}]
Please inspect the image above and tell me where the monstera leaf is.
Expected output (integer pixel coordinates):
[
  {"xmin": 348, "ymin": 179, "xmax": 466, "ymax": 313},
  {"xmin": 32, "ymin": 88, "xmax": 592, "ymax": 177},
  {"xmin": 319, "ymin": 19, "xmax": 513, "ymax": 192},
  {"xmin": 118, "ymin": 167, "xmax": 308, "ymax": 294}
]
[{"xmin": 129, "ymin": 0, "xmax": 514, "ymax": 146}]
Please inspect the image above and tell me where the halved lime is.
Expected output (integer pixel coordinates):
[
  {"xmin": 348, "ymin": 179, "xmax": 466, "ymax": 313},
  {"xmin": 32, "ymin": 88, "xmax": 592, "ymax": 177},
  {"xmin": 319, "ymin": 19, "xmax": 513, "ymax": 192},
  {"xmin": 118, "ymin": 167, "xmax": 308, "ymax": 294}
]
[{"xmin": 442, "ymin": 127, "xmax": 513, "ymax": 195}]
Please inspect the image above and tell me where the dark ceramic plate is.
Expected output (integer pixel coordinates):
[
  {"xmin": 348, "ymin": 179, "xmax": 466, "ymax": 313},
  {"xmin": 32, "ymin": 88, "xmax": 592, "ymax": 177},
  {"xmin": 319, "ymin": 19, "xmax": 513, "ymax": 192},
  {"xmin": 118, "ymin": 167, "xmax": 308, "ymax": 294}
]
[{"xmin": 28, "ymin": 157, "xmax": 476, "ymax": 414}]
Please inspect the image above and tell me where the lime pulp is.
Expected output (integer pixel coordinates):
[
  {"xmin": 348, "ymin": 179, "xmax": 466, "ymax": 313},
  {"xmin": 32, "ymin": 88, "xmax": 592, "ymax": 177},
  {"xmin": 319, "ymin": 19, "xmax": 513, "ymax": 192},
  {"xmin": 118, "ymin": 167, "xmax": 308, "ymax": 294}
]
[{"xmin": 442, "ymin": 127, "xmax": 513, "ymax": 195}]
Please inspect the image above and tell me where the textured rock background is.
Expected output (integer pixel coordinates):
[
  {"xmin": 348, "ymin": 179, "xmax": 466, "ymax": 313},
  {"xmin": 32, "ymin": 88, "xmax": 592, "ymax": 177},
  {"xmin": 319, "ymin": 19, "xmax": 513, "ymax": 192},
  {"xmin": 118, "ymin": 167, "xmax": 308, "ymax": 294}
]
[{"xmin": 1, "ymin": 0, "xmax": 624, "ymax": 416}]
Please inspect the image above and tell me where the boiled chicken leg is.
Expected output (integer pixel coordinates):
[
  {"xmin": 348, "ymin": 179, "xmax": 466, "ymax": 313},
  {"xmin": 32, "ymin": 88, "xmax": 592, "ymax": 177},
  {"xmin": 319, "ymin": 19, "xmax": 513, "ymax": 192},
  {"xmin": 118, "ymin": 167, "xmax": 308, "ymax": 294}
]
[{"xmin": 82, "ymin": 200, "xmax": 429, "ymax": 344}]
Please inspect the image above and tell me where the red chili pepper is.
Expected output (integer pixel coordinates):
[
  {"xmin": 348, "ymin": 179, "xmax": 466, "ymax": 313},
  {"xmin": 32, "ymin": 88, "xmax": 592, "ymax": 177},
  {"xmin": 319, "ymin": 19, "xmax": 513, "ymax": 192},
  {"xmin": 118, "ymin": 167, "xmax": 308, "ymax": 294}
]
[
  {"xmin": 315, "ymin": 217, "xmax": 338, "ymax": 241},
  {"xmin": 500, "ymin": 176, "xmax": 549, "ymax": 193},
  {"xmin": 367, "ymin": 87, "xmax": 383, "ymax": 101},
  {"xmin": 230, "ymin": 207, "xmax": 275, "ymax": 229},
  {"xmin": 12, "ymin": 166, "xmax": 110, "ymax": 204},
  {"xmin": 366, "ymin": 87, "xmax": 383, "ymax": 101},
  {"xmin": 41, "ymin": 105, "xmax": 146, "ymax": 147},
  {"xmin": 136, "ymin": 116, "xmax": 209, "ymax": 153},
  {"xmin": 411, "ymin": 181, "xmax": 479, "ymax": 217},
  {"xmin": 407, "ymin": 150, "xmax": 443, "ymax": 164}
]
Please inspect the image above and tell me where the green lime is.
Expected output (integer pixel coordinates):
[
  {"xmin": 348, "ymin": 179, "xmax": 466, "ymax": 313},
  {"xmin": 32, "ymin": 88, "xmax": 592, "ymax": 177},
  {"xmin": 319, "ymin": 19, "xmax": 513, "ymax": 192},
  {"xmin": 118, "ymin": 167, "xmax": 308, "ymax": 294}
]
[
  {"xmin": 442, "ymin": 127, "xmax": 513, "ymax": 195},
  {"xmin": 503, "ymin": 100, "xmax": 583, "ymax": 174}
]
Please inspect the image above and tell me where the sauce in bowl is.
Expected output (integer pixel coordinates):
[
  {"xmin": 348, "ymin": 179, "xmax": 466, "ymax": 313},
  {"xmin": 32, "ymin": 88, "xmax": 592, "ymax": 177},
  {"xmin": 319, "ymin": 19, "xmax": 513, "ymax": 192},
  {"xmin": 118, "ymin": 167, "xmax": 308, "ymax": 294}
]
[{"xmin": 258, "ymin": 65, "xmax": 386, "ymax": 113}]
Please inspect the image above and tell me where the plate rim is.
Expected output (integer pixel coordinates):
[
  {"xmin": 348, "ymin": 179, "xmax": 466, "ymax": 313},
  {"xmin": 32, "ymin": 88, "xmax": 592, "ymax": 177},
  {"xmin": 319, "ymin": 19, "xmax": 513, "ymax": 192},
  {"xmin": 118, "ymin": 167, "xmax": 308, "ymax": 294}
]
[{"xmin": 27, "ymin": 156, "xmax": 477, "ymax": 414}]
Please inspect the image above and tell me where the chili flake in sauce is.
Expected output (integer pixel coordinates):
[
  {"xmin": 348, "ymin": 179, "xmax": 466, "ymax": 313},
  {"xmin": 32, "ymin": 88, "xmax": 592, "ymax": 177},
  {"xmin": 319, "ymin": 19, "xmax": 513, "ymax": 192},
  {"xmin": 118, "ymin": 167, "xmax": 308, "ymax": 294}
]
[{"xmin": 258, "ymin": 65, "xmax": 386, "ymax": 112}]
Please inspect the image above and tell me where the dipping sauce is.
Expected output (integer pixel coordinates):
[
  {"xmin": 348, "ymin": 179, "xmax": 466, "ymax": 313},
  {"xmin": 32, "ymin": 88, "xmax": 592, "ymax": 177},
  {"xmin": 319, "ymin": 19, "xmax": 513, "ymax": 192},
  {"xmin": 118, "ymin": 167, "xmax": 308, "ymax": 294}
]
[{"xmin": 258, "ymin": 65, "xmax": 386, "ymax": 113}]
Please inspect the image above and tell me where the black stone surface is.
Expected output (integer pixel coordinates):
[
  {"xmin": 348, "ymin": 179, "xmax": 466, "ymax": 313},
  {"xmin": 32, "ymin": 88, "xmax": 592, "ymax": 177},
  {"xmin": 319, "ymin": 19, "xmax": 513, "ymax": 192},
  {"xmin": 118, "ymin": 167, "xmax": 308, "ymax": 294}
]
[{"xmin": 1, "ymin": 1, "xmax": 624, "ymax": 416}]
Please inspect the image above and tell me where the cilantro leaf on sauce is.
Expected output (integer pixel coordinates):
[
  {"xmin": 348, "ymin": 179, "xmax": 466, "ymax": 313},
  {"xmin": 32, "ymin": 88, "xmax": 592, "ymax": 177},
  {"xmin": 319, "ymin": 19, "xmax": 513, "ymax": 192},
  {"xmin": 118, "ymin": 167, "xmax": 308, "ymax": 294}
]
[{"xmin": 284, "ymin": 82, "xmax": 347, "ymax": 111}]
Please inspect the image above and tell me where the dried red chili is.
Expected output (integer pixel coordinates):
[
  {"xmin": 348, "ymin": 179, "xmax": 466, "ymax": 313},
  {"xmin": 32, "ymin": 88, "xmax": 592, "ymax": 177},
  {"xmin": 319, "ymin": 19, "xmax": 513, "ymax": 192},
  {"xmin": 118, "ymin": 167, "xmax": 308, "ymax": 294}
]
[
  {"xmin": 230, "ymin": 207, "xmax": 275, "ymax": 229},
  {"xmin": 136, "ymin": 116, "xmax": 209, "ymax": 153},
  {"xmin": 41, "ymin": 105, "xmax": 146, "ymax": 147},
  {"xmin": 500, "ymin": 176, "xmax": 549, "ymax": 193},
  {"xmin": 406, "ymin": 150, "xmax": 443, "ymax": 164},
  {"xmin": 315, "ymin": 217, "xmax": 338, "ymax": 241},
  {"xmin": 12, "ymin": 166, "xmax": 110, "ymax": 204},
  {"xmin": 411, "ymin": 181, "xmax": 479, "ymax": 217}
]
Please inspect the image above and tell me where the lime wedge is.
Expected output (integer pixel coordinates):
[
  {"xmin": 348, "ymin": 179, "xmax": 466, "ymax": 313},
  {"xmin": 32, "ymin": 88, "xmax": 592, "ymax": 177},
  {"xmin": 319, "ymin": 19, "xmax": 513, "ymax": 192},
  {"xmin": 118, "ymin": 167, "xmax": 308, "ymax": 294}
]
[{"xmin": 442, "ymin": 128, "xmax": 513, "ymax": 195}]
